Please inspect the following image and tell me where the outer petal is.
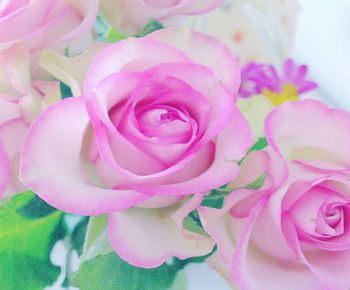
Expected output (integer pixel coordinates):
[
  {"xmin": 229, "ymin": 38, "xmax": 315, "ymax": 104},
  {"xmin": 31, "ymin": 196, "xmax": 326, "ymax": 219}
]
[
  {"xmin": 0, "ymin": 99, "xmax": 20, "ymax": 124},
  {"xmin": 0, "ymin": 43, "xmax": 32, "ymax": 98},
  {"xmin": 199, "ymin": 147, "xmax": 288, "ymax": 262},
  {"xmin": 206, "ymin": 254, "xmax": 237, "ymax": 290},
  {"xmin": 147, "ymin": 27, "xmax": 241, "ymax": 94},
  {"xmin": 20, "ymin": 97, "xmax": 148, "ymax": 215},
  {"xmin": 199, "ymin": 192, "xmax": 246, "ymax": 264},
  {"xmin": 1, "ymin": 0, "xmax": 99, "ymax": 51},
  {"xmin": 141, "ymin": 0, "xmax": 193, "ymax": 10},
  {"xmin": 215, "ymin": 106, "xmax": 252, "ymax": 162},
  {"xmin": 282, "ymin": 214, "xmax": 350, "ymax": 290},
  {"xmin": 83, "ymin": 36, "xmax": 192, "ymax": 94},
  {"xmin": 0, "ymin": 0, "xmax": 52, "ymax": 43},
  {"xmin": 48, "ymin": 0, "xmax": 99, "ymax": 46},
  {"xmin": 200, "ymin": 196, "xmax": 322, "ymax": 290},
  {"xmin": 265, "ymin": 99, "xmax": 350, "ymax": 171},
  {"xmin": 100, "ymin": 0, "xmax": 220, "ymax": 35},
  {"xmin": 100, "ymin": 0, "xmax": 166, "ymax": 35},
  {"xmin": 0, "ymin": 0, "xmax": 30, "ymax": 16},
  {"xmin": 303, "ymin": 249, "xmax": 350, "ymax": 290},
  {"xmin": 0, "ymin": 118, "xmax": 27, "ymax": 196},
  {"xmin": 231, "ymin": 200, "xmax": 323, "ymax": 290},
  {"xmin": 108, "ymin": 194, "xmax": 214, "ymax": 268},
  {"xmin": 228, "ymin": 150, "xmax": 270, "ymax": 190},
  {"xmin": 39, "ymin": 43, "xmax": 108, "ymax": 96}
]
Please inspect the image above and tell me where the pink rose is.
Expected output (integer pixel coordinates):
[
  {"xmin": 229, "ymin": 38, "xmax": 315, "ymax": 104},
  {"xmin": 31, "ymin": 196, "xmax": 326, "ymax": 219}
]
[
  {"xmin": 0, "ymin": 43, "xmax": 60, "ymax": 198},
  {"xmin": 200, "ymin": 100, "xmax": 350, "ymax": 290},
  {"xmin": 20, "ymin": 27, "xmax": 251, "ymax": 267},
  {"xmin": 100, "ymin": 0, "xmax": 223, "ymax": 34},
  {"xmin": 0, "ymin": 0, "xmax": 98, "ymax": 52}
]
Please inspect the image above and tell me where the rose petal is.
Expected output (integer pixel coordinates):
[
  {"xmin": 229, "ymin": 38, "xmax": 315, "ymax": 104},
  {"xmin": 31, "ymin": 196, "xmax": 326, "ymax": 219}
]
[
  {"xmin": 108, "ymin": 194, "xmax": 214, "ymax": 268},
  {"xmin": 304, "ymin": 249, "xmax": 350, "ymax": 290},
  {"xmin": 0, "ymin": 0, "xmax": 51, "ymax": 43},
  {"xmin": 0, "ymin": 98, "xmax": 20, "ymax": 124},
  {"xmin": 0, "ymin": 0, "xmax": 99, "ymax": 51},
  {"xmin": 226, "ymin": 199, "xmax": 322, "ymax": 290},
  {"xmin": 39, "ymin": 43, "xmax": 108, "ymax": 96},
  {"xmin": 147, "ymin": 27, "xmax": 240, "ymax": 94},
  {"xmin": 20, "ymin": 97, "xmax": 149, "ymax": 215},
  {"xmin": 266, "ymin": 99, "xmax": 350, "ymax": 171},
  {"xmin": 0, "ymin": 118, "xmax": 27, "ymax": 195},
  {"xmin": 83, "ymin": 37, "xmax": 192, "ymax": 94}
]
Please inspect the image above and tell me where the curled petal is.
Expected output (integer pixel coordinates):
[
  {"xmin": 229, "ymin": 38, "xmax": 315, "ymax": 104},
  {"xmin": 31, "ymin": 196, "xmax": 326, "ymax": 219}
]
[
  {"xmin": 0, "ymin": 119, "xmax": 27, "ymax": 196},
  {"xmin": 266, "ymin": 99, "xmax": 350, "ymax": 171},
  {"xmin": 108, "ymin": 194, "xmax": 214, "ymax": 268},
  {"xmin": 0, "ymin": 0, "xmax": 99, "ymax": 50},
  {"xmin": 147, "ymin": 27, "xmax": 240, "ymax": 94},
  {"xmin": 83, "ymin": 37, "xmax": 192, "ymax": 94},
  {"xmin": 39, "ymin": 43, "xmax": 108, "ymax": 96},
  {"xmin": 231, "ymin": 201, "xmax": 322, "ymax": 290},
  {"xmin": 20, "ymin": 98, "xmax": 148, "ymax": 215}
]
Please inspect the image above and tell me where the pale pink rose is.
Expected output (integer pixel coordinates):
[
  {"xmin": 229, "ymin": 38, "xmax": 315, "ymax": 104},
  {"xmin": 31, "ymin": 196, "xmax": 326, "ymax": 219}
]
[
  {"xmin": 0, "ymin": 43, "xmax": 60, "ymax": 198},
  {"xmin": 0, "ymin": 0, "xmax": 98, "ymax": 52},
  {"xmin": 200, "ymin": 99, "xmax": 350, "ymax": 290},
  {"xmin": 20, "ymin": 27, "xmax": 251, "ymax": 267},
  {"xmin": 100, "ymin": 0, "xmax": 224, "ymax": 35}
]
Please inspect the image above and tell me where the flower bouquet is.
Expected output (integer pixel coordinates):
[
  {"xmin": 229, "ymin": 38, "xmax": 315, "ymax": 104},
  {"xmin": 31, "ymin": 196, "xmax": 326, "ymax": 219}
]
[{"xmin": 0, "ymin": 1, "xmax": 347, "ymax": 290}]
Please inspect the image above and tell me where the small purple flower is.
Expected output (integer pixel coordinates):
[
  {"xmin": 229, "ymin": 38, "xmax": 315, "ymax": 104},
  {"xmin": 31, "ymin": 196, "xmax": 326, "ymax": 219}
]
[{"xmin": 239, "ymin": 59, "xmax": 318, "ymax": 99}]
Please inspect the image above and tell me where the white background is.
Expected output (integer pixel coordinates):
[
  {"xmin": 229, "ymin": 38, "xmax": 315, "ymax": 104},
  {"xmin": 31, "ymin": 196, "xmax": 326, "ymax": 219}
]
[{"xmin": 291, "ymin": 0, "xmax": 350, "ymax": 109}]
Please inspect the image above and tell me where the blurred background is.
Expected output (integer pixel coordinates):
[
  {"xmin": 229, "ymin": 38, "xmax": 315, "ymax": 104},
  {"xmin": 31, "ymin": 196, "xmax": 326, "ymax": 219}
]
[
  {"xmin": 194, "ymin": 0, "xmax": 350, "ymax": 109},
  {"xmin": 291, "ymin": 0, "xmax": 350, "ymax": 109}
]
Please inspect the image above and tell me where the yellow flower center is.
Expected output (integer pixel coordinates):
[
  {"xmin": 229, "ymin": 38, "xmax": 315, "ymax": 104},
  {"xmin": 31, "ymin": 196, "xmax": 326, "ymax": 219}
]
[{"xmin": 262, "ymin": 83, "xmax": 299, "ymax": 106}]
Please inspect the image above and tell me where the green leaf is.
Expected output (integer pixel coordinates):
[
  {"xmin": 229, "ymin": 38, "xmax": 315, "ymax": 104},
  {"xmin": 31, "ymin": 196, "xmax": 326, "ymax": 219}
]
[
  {"xmin": 0, "ymin": 191, "xmax": 64, "ymax": 290},
  {"xmin": 201, "ymin": 174, "xmax": 267, "ymax": 209},
  {"xmin": 71, "ymin": 252, "xmax": 183, "ymax": 290},
  {"xmin": 105, "ymin": 27, "xmax": 127, "ymax": 43},
  {"xmin": 17, "ymin": 193, "xmax": 57, "ymax": 219},
  {"xmin": 182, "ymin": 245, "xmax": 217, "ymax": 265},
  {"xmin": 169, "ymin": 270, "xmax": 187, "ymax": 290},
  {"xmin": 200, "ymin": 184, "xmax": 232, "ymax": 209},
  {"xmin": 238, "ymin": 137, "xmax": 268, "ymax": 166},
  {"xmin": 248, "ymin": 137, "xmax": 268, "ymax": 154},
  {"xmin": 245, "ymin": 174, "xmax": 267, "ymax": 190},
  {"xmin": 183, "ymin": 210, "xmax": 208, "ymax": 236},
  {"xmin": 200, "ymin": 186, "xmax": 233, "ymax": 209},
  {"xmin": 71, "ymin": 217, "xmax": 89, "ymax": 256},
  {"xmin": 60, "ymin": 81, "xmax": 73, "ymax": 99},
  {"xmin": 97, "ymin": 17, "xmax": 163, "ymax": 44},
  {"xmin": 82, "ymin": 215, "xmax": 112, "ymax": 261},
  {"xmin": 137, "ymin": 19, "xmax": 164, "ymax": 37},
  {"xmin": 0, "ymin": 253, "xmax": 61, "ymax": 290},
  {"xmin": 64, "ymin": 46, "xmax": 70, "ymax": 57},
  {"xmin": 200, "ymin": 195, "xmax": 224, "ymax": 209},
  {"xmin": 94, "ymin": 15, "xmax": 109, "ymax": 37}
]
